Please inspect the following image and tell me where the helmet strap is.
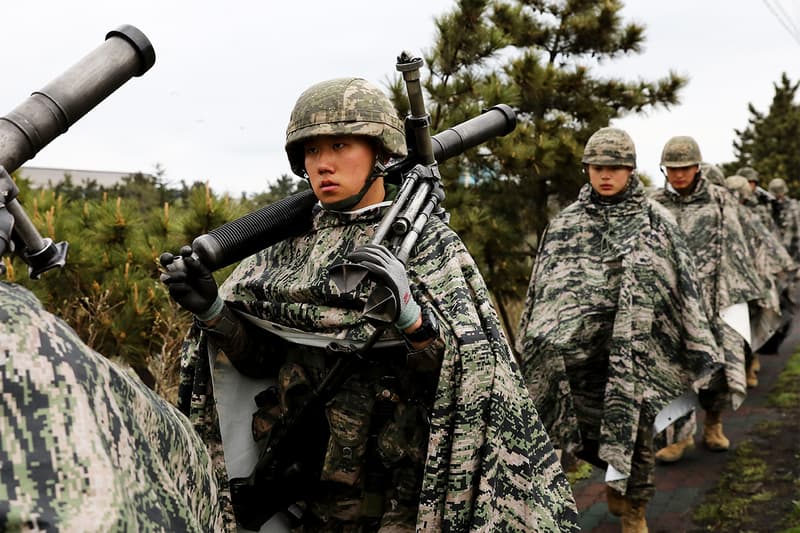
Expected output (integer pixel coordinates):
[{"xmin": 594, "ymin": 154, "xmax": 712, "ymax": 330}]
[{"xmin": 320, "ymin": 159, "xmax": 388, "ymax": 212}]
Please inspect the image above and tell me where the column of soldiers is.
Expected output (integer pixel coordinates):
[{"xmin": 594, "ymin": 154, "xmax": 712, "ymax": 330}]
[
  {"xmin": 5, "ymin": 76, "xmax": 800, "ymax": 533},
  {"xmin": 515, "ymin": 129, "xmax": 800, "ymax": 533}
]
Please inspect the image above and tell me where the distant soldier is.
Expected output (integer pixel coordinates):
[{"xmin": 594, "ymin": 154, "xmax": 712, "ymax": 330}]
[
  {"xmin": 516, "ymin": 127, "xmax": 719, "ymax": 533},
  {"xmin": 0, "ymin": 282, "xmax": 226, "ymax": 531},
  {"xmin": 768, "ymin": 177, "xmax": 800, "ymax": 262},
  {"xmin": 724, "ymin": 175, "xmax": 796, "ymax": 386},
  {"xmin": 699, "ymin": 162, "xmax": 725, "ymax": 187},
  {"xmin": 650, "ymin": 137, "xmax": 764, "ymax": 462},
  {"xmin": 702, "ymin": 163, "xmax": 777, "ymax": 236}
]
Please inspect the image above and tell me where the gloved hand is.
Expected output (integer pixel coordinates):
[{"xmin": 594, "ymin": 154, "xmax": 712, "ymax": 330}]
[
  {"xmin": 159, "ymin": 245, "xmax": 223, "ymax": 320},
  {"xmin": 346, "ymin": 243, "xmax": 420, "ymax": 330}
]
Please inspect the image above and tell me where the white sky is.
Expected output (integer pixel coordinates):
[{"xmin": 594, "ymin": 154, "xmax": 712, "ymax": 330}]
[{"xmin": 1, "ymin": 1, "xmax": 799, "ymax": 195}]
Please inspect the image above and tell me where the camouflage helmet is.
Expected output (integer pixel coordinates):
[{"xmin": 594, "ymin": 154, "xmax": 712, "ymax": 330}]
[
  {"xmin": 725, "ymin": 175, "xmax": 752, "ymax": 199},
  {"xmin": 700, "ymin": 162, "xmax": 725, "ymax": 186},
  {"xmin": 660, "ymin": 136, "xmax": 702, "ymax": 167},
  {"xmin": 738, "ymin": 166, "xmax": 760, "ymax": 184},
  {"xmin": 769, "ymin": 177, "xmax": 788, "ymax": 196},
  {"xmin": 285, "ymin": 77, "xmax": 407, "ymax": 177},
  {"xmin": 582, "ymin": 127, "xmax": 636, "ymax": 168}
]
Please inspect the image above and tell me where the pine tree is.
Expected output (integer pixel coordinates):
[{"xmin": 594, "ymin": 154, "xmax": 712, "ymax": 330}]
[
  {"xmin": 389, "ymin": 0, "xmax": 686, "ymax": 335},
  {"xmin": 6, "ymin": 175, "xmax": 246, "ymax": 398},
  {"xmin": 729, "ymin": 73, "xmax": 800, "ymax": 196}
]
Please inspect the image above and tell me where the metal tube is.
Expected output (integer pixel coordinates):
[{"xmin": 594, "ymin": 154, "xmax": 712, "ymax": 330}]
[
  {"xmin": 0, "ymin": 25, "xmax": 155, "ymax": 174},
  {"xmin": 0, "ymin": 24, "xmax": 156, "ymax": 278}
]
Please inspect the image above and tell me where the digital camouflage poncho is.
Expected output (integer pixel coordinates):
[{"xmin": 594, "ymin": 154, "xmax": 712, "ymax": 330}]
[
  {"xmin": 516, "ymin": 179, "xmax": 720, "ymax": 495},
  {"xmin": 0, "ymin": 282, "xmax": 225, "ymax": 532},
  {"xmin": 651, "ymin": 177, "xmax": 765, "ymax": 409},
  {"xmin": 178, "ymin": 203, "xmax": 579, "ymax": 532}
]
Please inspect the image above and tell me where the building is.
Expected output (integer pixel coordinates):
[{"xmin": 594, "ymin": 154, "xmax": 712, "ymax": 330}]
[{"xmin": 17, "ymin": 166, "xmax": 151, "ymax": 189}]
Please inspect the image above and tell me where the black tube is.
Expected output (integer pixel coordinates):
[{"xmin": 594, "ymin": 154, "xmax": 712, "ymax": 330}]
[
  {"xmin": 431, "ymin": 104, "xmax": 516, "ymax": 162},
  {"xmin": 193, "ymin": 105, "xmax": 517, "ymax": 271},
  {"xmin": 0, "ymin": 24, "xmax": 156, "ymax": 173},
  {"xmin": 192, "ymin": 190, "xmax": 319, "ymax": 269},
  {"xmin": 0, "ymin": 25, "xmax": 155, "ymax": 278}
]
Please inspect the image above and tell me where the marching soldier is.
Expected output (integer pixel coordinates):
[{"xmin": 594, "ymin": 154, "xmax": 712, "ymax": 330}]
[
  {"xmin": 516, "ymin": 127, "xmax": 719, "ymax": 533},
  {"xmin": 0, "ymin": 282, "xmax": 226, "ymax": 531},
  {"xmin": 650, "ymin": 137, "xmax": 764, "ymax": 461},
  {"xmin": 162, "ymin": 77, "xmax": 579, "ymax": 532}
]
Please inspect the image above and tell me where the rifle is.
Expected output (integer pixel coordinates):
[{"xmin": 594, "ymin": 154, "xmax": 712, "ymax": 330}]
[
  {"xmin": 0, "ymin": 25, "xmax": 155, "ymax": 278},
  {"xmin": 218, "ymin": 53, "xmax": 517, "ymax": 530}
]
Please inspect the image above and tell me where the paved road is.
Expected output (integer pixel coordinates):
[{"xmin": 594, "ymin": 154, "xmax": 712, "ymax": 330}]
[{"xmin": 571, "ymin": 315, "xmax": 800, "ymax": 532}]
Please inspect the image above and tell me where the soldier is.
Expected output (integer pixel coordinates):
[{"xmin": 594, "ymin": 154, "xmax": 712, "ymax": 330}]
[
  {"xmin": 699, "ymin": 162, "xmax": 725, "ymax": 187},
  {"xmin": 738, "ymin": 166, "xmax": 777, "ymax": 213},
  {"xmin": 724, "ymin": 175, "xmax": 796, "ymax": 386},
  {"xmin": 516, "ymin": 127, "xmax": 719, "ymax": 533},
  {"xmin": 0, "ymin": 282, "xmax": 226, "ymax": 531},
  {"xmin": 768, "ymin": 177, "xmax": 800, "ymax": 262},
  {"xmin": 161, "ymin": 77, "xmax": 579, "ymax": 532},
  {"xmin": 650, "ymin": 137, "xmax": 764, "ymax": 462}
]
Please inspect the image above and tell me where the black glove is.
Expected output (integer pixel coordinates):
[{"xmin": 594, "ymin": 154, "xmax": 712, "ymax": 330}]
[
  {"xmin": 346, "ymin": 243, "xmax": 420, "ymax": 330},
  {"xmin": 160, "ymin": 245, "xmax": 222, "ymax": 319}
]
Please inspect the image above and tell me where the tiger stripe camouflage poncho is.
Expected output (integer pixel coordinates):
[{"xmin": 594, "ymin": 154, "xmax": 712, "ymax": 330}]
[{"xmin": 517, "ymin": 179, "xmax": 721, "ymax": 495}]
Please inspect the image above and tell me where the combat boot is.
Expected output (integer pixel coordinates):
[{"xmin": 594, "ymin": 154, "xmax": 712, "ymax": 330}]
[
  {"xmin": 620, "ymin": 500, "xmax": 648, "ymax": 533},
  {"xmin": 746, "ymin": 361, "xmax": 759, "ymax": 388},
  {"xmin": 751, "ymin": 352, "xmax": 761, "ymax": 372},
  {"xmin": 654, "ymin": 436, "xmax": 694, "ymax": 463},
  {"xmin": 606, "ymin": 486, "xmax": 627, "ymax": 516},
  {"xmin": 702, "ymin": 410, "xmax": 730, "ymax": 451}
]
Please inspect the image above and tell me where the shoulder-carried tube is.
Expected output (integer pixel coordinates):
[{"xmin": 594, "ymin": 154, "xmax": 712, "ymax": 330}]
[
  {"xmin": 0, "ymin": 24, "xmax": 155, "ymax": 173},
  {"xmin": 0, "ymin": 24, "xmax": 155, "ymax": 278},
  {"xmin": 193, "ymin": 104, "xmax": 516, "ymax": 271}
]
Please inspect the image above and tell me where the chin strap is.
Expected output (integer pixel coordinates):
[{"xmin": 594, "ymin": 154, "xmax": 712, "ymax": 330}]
[{"xmin": 320, "ymin": 159, "xmax": 388, "ymax": 212}]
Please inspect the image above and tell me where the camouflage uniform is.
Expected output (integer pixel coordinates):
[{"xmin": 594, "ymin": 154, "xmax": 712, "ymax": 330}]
[
  {"xmin": 725, "ymin": 176, "xmax": 797, "ymax": 348},
  {"xmin": 650, "ymin": 175, "xmax": 763, "ymax": 417},
  {"xmin": 178, "ymin": 78, "xmax": 579, "ymax": 532},
  {"xmin": 769, "ymin": 178, "xmax": 800, "ymax": 262},
  {"xmin": 516, "ymin": 129, "xmax": 719, "ymax": 505},
  {"xmin": 0, "ymin": 282, "xmax": 225, "ymax": 532},
  {"xmin": 699, "ymin": 162, "xmax": 725, "ymax": 187}
]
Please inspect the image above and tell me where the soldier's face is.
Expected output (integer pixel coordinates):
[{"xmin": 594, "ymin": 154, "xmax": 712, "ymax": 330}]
[
  {"xmin": 587, "ymin": 164, "xmax": 632, "ymax": 196},
  {"xmin": 665, "ymin": 165, "xmax": 699, "ymax": 194},
  {"xmin": 748, "ymin": 180, "xmax": 757, "ymax": 192},
  {"xmin": 304, "ymin": 135, "xmax": 383, "ymax": 209}
]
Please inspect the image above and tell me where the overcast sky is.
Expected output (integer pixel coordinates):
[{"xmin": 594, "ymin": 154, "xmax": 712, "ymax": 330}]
[{"xmin": 2, "ymin": 1, "xmax": 799, "ymax": 195}]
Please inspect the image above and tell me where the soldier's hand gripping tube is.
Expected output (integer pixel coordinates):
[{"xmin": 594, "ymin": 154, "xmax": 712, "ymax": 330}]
[
  {"xmin": 190, "ymin": 104, "xmax": 516, "ymax": 272},
  {"xmin": 0, "ymin": 25, "xmax": 155, "ymax": 278},
  {"xmin": 159, "ymin": 246, "xmax": 222, "ymax": 318}
]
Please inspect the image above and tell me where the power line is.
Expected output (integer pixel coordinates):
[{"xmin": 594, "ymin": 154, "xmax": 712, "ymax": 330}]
[
  {"xmin": 771, "ymin": 0, "xmax": 800, "ymax": 39},
  {"xmin": 763, "ymin": 0, "xmax": 800, "ymax": 46}
]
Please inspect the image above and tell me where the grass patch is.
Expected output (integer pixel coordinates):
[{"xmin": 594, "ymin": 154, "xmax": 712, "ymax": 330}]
[
  {"xmin": 693, "ymin": 441, "xmax": 772, "ymax": 530},
  {"xmin": 693, "ymin": 349, "xmax": 800, "ymax": 531},
  {"xmin": 769, "ymin": 352, "xmax": 800, "ymax": 409},
  {"xmin": 566, "ymin": 459, "xmax": 594, "ymax": 486}
]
